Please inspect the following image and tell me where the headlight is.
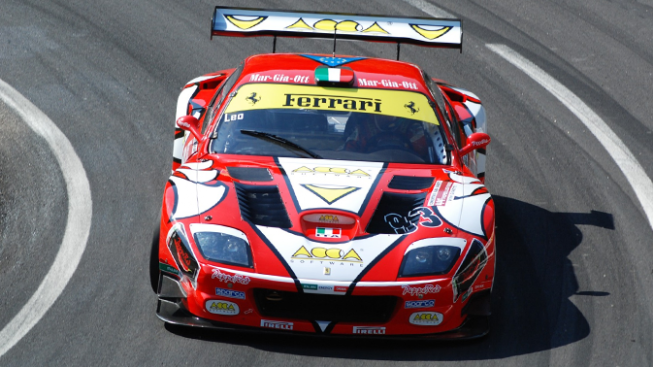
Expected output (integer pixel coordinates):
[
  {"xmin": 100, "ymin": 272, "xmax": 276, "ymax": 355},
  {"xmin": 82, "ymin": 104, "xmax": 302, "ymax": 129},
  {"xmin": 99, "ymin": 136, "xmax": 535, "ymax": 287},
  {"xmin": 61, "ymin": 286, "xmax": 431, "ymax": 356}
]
[
  {"xmin": 190, "ymin": 224, "xmax": 252, "ymax": 268},
  {"xmin": 399, "ymin": 245, "xmax": 461, "ymax": 277},
  {"xmin": 167, "ymin": 228, "xmax": 200, "ymax": 279},
  {"xmin": 398, "ymin": 238, "xmax": 467, "ymax": 278}
]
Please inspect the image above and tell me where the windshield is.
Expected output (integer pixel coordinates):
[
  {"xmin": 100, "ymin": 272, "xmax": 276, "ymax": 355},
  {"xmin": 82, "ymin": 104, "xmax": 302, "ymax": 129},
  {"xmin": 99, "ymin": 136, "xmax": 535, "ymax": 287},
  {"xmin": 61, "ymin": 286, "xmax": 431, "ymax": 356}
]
[{"xmin": 210, "ymin": 83, "xmax": 449, "ymax": 164}]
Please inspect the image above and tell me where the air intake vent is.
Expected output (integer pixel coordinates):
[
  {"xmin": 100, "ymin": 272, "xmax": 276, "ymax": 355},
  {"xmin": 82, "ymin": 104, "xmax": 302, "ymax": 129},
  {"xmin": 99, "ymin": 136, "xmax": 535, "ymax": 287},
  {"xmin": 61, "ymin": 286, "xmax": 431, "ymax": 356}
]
[
  {"xmin": 235, "ymin": 183, "xmax": 291, "ymax": 228},
  {"xmin": 227, "ymin": 167, "xmax": 273, "ymax": 182},
  {"xmin": 366, "ymin": 192, "xmax": 428, "ymax": 234},
  {"xmin": 253, "ymin": 289, "xmax": 397, "ymax": 323},
  {"xmin": 388, "ymin": 176, "xmax": 434, "ymax": 190}
]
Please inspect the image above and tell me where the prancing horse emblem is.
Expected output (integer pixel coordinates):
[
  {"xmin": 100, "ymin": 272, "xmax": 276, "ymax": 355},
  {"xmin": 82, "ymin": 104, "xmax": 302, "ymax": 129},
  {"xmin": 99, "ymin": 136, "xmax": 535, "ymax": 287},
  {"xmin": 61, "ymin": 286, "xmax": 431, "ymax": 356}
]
[
  {"xmin": 404, "ymin": 101, "xmax": 419, "ymax": 115},
  {"xmin": 246, "ymin": 92, "xmax": 261, "ymax": 105}
]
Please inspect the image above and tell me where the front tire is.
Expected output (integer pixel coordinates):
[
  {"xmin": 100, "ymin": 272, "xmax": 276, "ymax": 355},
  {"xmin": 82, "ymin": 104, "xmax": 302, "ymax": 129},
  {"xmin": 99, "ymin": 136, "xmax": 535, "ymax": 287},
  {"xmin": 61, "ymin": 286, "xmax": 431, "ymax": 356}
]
[{"xmin": 149, "ymin": 223, "xmax": 160, "ymax": 293}]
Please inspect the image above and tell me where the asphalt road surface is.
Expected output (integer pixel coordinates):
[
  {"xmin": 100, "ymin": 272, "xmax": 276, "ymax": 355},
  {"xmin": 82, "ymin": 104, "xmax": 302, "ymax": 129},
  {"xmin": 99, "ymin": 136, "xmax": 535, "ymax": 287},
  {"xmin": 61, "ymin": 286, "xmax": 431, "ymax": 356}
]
[{"xmin": 1, "ymin": 0, "xmax": 652, "ymax": 366}]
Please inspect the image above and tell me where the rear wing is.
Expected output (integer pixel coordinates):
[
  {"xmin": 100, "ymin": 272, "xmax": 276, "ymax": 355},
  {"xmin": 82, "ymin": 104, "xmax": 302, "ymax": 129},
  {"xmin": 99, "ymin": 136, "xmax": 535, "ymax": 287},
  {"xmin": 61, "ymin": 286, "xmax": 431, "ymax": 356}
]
[{"xmin": 211, "ymin": 7, "xmax": 462, "ymax": 50}]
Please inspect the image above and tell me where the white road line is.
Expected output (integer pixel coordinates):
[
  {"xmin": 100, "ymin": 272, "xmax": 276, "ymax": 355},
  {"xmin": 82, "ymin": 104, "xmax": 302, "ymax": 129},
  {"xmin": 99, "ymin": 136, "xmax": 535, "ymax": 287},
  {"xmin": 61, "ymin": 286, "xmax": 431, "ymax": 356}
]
[
  {"xmin": 487, "ymin": 44, "xmax": 653, "ymax": 232},
  {"xmin": 0, "ymin": 78, "xmax": 93, "ymax": 358},
  {"xmin": 402, "ymin": 0, "xmax": 455, "ymax": 18}
]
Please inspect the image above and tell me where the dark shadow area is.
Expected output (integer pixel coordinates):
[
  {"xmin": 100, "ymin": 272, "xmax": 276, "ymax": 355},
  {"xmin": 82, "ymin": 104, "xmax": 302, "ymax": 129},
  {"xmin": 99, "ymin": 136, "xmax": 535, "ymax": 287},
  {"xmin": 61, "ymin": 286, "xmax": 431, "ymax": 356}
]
[{"xmin": 163, "ymin": 195, "xmax": 613, "ymax": 360}]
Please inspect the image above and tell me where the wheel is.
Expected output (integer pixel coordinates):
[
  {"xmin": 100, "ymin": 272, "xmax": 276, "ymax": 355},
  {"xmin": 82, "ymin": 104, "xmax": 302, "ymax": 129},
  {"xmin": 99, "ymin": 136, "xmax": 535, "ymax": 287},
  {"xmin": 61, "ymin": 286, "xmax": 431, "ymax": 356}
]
[{"xmin": 149, "ymin": 221, "xmax": 161, "ymax": 293}]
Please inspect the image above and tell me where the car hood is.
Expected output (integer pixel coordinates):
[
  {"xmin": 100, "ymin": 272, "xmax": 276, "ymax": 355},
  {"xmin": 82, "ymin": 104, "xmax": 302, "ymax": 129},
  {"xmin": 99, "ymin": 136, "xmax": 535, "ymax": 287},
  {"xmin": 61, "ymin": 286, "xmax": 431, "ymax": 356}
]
[{"xmin": 166, "ymin": 155, "xmax": 493, "ymax": 283}]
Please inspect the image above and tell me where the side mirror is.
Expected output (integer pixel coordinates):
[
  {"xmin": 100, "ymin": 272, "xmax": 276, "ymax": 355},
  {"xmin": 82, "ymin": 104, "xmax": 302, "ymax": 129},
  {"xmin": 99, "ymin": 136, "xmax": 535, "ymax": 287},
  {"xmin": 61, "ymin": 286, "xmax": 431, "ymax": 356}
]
[
  {"xmin": 459, "ymin": 132, "xmax": 491, "ymax": 156},
  {"xmin": 176, "ymin": 115, "xmax": 202, "ymax": 141}
]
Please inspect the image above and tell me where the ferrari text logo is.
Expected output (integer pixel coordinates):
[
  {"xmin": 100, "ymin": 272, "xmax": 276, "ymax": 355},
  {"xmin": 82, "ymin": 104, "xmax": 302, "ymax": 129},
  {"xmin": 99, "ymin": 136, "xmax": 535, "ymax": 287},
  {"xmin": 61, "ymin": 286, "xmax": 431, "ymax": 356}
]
[{"xmin": 283, "ymin": 93, "xmax": 382, "ymax": 112}]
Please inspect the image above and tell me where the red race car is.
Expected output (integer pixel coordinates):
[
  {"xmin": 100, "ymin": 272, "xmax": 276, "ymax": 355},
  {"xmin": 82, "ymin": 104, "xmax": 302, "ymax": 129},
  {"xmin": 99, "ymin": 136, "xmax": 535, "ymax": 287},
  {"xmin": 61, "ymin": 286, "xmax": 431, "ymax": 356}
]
[{"xmin": 152, "ymin": 7, "xmax": 494, "ymax": 339}]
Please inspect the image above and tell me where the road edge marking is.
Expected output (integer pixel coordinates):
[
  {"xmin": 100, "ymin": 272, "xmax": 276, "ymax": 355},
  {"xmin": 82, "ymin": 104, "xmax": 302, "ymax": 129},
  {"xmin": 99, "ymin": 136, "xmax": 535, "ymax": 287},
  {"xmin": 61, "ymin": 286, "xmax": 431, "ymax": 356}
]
[
  {"xmin": 487, "ymin": 43, "xmax": 653, "ymax": 232},
  {"xmin": 0, "ymin": 78, "xmax": 93, "ymax": 358},
  {"xmin": 402, "ymin": 0, "xmax": 455, "ymax": 18}
]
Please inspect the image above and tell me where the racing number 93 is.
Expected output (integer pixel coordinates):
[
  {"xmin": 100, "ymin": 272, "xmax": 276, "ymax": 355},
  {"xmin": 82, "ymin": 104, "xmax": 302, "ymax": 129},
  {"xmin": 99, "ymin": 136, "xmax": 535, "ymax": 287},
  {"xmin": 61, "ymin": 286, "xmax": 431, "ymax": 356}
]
[{"xmin": 384, "ymin": 207, "xmax": 441, "ymax": 235}]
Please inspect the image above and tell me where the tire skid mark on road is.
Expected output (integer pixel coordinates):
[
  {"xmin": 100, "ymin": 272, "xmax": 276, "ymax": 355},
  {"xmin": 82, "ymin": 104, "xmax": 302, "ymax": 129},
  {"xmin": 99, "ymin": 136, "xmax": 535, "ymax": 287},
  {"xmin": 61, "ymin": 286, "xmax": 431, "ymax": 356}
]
[
  {"xmin": 0, "ymin": 78, "xmax": 92, "ymax": 358},
  {"xmin": 487, "ymin": 44, "xmax": 653, "ymax": 232}
]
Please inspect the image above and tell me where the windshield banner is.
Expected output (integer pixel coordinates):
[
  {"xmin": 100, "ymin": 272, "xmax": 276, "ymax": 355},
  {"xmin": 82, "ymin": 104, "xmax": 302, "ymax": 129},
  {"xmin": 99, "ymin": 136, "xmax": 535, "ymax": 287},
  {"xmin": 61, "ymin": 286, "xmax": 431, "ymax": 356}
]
[{"xmin": 225, "ymin": 84, "xmax": 439, "ymax": 124}]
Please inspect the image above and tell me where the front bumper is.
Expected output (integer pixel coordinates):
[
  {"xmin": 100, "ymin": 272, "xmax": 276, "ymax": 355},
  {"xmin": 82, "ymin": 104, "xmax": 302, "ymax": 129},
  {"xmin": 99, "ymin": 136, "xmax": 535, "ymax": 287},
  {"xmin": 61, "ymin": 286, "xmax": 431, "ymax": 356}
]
[
  {"xmin": 155, "ymin": 272, "xmax": 491, "ymax": 340},
  {"xmin": 156, "ymin": 297, "xmax": 489, "ymax": 340}
]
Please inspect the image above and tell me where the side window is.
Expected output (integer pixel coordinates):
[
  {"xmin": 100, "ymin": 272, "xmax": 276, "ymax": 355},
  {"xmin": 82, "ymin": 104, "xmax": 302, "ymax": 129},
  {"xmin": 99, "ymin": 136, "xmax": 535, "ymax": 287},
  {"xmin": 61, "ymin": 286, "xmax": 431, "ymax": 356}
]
[
  {"xmin": 443, "ymin": 99, "xmax": 463, "ymax": 149},
  {"xmin": 202, "ymin": 64, "xmax": 243, "ymax": 134},
  {"xmin": 422, "ymin": 72, "xmax": 458, "ymax": 149}
]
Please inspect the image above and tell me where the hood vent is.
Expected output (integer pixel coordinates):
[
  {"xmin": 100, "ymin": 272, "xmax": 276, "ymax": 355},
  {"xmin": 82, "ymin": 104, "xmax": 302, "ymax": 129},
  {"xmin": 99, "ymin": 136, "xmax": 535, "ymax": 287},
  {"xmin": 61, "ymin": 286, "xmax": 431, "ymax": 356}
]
[
  {"xmin": 227, "ymin": 167, "xmax": 273, "ymax": 182},
  {"xmin": 366, "ymin": 192, "xmax": 428, "ymax": 234},
  {"xmin": 388, "ymin": 176, "xmax": 434, "ymax": 190},
  {"xmin": 235, "ymin": 183, "xmax": 291, "ymax": 228}
]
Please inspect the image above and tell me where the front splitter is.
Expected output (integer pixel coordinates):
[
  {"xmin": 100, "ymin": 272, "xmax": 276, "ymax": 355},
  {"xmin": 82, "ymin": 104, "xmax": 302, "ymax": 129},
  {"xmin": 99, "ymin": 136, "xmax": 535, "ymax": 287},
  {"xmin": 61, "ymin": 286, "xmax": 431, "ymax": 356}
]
[{"xmin": 156, "ymin": 298, "xmax": 489, "ymax": 340}]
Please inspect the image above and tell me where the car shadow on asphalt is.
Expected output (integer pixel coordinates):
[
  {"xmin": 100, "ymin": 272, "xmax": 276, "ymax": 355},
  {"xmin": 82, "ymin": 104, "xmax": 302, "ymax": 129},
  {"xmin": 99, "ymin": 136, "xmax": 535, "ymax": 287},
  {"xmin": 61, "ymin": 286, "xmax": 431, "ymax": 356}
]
[{"xmin": 165, "ymin": 195, "xmax": 612, "ymax": 360}]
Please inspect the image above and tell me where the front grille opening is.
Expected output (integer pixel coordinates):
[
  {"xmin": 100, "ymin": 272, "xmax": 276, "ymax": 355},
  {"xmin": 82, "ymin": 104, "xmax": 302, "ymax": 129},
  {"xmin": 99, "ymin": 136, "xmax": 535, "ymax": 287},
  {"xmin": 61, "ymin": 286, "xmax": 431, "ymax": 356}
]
[
  {"xmin": 388, "ymin": 176, "xmax": 434, "ymax": 190},
  {"xmin": 253, "ymin": 289, "xmax": 397, "ymax": 323},
  {"xmin": 235, "ymin": 183, "xmax": 291, "ymax": 228}
]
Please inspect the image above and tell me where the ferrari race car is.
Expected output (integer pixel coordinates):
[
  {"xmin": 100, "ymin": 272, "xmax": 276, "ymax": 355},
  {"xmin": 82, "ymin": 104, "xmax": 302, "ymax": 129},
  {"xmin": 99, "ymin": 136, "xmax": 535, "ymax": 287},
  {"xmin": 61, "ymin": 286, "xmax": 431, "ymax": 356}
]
[{"xmin": 152, "ymin": 7, "xmax": 495, "ymax": 339}]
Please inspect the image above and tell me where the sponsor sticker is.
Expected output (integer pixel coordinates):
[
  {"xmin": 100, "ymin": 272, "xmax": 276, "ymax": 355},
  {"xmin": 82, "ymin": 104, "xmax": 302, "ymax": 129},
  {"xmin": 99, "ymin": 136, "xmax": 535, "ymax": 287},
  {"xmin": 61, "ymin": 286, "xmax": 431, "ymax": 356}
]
[
  {"xmin": 159, "ymin": 262, "xmax": 180, "ymax": 275},
  {"xmin": 292, "ymin": 166, "xmax": 370, "ymax": 176},
  {"xmin": 404, "ymin": 299, "xmax": 435, "ymax": 309},
  {"xmin": 211, "ymin": 268, "xmax": 251, "ymax": 285},
  {"xmin": 409, "ymin": 312, "xmax": 443, "ymax": 326},
  {"xmin": 317, "ymin": 285, "xmax": 333, "ymax": 291},
  {"xmin": 261, "ymin": 320, "xmax": 293, "ymax": 330},
  {"xmin": 292, "ymin": 245, "xmax": 362, "ymax": 262},
  {"xmin": 302, "ymin": 284, "xmax": 318, "ymax": 290},
  {"xmin": 316, "ymin": 227, "xmax": 342, "ymax": 238},
  {"xmin": 224, "ymin": 84, "xmax": 439, "ymax": 126},
  {"xmin": 215, "ymin": 287, "xmax": 246, "ymax": 299},
  {"xmin": 205, "ymin": 300, "xmax": 240, "ymax": 315},
  {"xmin": 353, "ymin": 326, "xmax": 386, "ymax": 335},
  {"xmin": 334, "ymin": 286, "xmax": 348, "ymax": 292},
  {"xmin": 428, "ymin": 180, "xmax": 454, "ymax": 207},
  {"xmin": 402, "ymin": 284, "xmax": 441, "ymax": 297},
  {"xmin": 319, "ymin": 214, "xmax": 339, "ymax": 223}
]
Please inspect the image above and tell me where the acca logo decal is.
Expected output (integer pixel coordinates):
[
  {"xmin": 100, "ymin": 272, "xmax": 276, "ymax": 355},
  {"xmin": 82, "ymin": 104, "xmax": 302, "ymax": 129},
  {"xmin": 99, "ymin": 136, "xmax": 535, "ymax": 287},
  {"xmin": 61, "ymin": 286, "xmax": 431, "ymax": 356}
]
[
  {"xmin": 409, "ymin": 312, "xmax": 443, "ymax": 326},
  {"xmin": 205, "ymin": 300, "xmax": 240, "ymax": 316}
]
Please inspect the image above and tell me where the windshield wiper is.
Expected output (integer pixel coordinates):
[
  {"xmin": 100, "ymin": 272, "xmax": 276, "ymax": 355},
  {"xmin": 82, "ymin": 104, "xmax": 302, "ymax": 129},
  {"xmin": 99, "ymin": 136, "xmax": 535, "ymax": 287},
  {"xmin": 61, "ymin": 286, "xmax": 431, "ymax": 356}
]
[{"xmin": 240, "ymin": 129, "xmax": 322, "ymax": 159}]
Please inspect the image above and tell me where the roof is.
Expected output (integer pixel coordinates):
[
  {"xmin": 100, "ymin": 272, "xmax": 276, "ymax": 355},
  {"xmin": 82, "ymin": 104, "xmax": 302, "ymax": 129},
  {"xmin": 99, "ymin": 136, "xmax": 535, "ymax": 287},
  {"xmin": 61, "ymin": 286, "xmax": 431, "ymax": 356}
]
[{"xmin": 236, "ymin": 53, "xmax": 432, "ymax": 95}]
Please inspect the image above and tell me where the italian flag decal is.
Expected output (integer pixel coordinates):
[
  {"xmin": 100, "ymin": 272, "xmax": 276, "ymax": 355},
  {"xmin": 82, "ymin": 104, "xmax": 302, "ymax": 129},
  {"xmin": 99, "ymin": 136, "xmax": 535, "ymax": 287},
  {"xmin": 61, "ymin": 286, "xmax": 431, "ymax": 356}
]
[
  {"xmin": 314, "ymin": 67, "xmax": 354, "ymax": 84},
  {"xmin": 315, "ymin": 227, "xmax": 342, "ymax": 238}
]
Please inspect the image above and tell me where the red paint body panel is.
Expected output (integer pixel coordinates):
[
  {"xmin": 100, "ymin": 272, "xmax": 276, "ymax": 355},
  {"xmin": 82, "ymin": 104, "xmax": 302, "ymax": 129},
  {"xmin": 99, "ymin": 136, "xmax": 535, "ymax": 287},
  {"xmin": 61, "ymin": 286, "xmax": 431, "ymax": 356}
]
[{"xmin": 157, "ymin": 51, "xmax": 494, "ymax": 338}]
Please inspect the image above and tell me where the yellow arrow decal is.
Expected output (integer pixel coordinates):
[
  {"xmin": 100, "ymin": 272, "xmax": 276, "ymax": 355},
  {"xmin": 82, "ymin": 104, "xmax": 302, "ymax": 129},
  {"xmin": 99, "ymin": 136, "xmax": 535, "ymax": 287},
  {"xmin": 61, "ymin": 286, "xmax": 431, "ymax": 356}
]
[
  {"xmin": 410, "ymin": 24, "xmax": 452, "ymax": 40},
  {"xmin": 302, "ymin": 184, "xmax": 359, "ymax": 204},
  {"xmin": 225, "ymin": 15, "xmax": 267, "ymax": 30},
  {"xmin": 362, "ymin": 22, "xmax": 389, "ymax": 34},
  {"xmin": 286, "ymin": 18, "xmax": 313, "ymax": 30}
]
